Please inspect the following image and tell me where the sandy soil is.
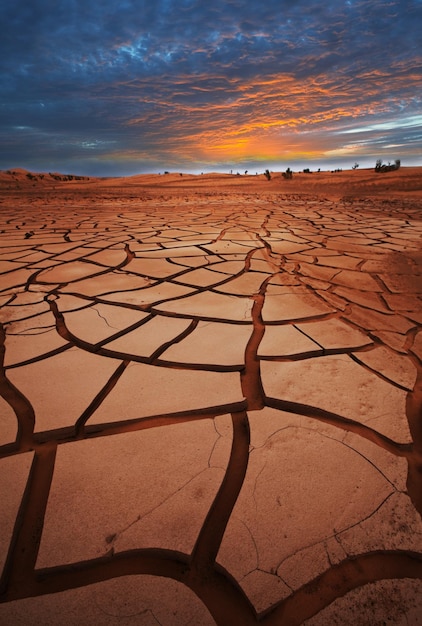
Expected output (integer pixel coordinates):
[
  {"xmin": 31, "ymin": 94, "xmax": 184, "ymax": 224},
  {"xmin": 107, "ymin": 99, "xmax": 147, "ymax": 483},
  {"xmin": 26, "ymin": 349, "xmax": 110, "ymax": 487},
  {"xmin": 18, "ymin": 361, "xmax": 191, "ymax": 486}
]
[
  {"xmin": 0, "ymin": 168, "xmax": 421, "ymax": 625},
  {"xmin": 1, "ymin": 165, "xmax": 422, "ymax": 198}
]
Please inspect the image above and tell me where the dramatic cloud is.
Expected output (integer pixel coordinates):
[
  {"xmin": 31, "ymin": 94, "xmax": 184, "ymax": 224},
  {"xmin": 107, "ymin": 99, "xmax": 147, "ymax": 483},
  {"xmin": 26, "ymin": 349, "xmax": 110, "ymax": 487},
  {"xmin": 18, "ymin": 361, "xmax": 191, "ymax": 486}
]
[{"xmin": 1, "ymin": 0, "xmax": 421, "ymax": 174}]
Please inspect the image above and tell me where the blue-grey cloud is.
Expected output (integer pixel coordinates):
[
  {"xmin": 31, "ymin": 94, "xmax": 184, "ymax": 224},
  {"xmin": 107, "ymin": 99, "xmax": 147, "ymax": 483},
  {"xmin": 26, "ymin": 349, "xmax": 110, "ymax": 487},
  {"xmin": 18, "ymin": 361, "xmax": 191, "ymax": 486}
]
[{"xmin": 1, "ymin": 0, "xmax": 421, "ymax": 174}]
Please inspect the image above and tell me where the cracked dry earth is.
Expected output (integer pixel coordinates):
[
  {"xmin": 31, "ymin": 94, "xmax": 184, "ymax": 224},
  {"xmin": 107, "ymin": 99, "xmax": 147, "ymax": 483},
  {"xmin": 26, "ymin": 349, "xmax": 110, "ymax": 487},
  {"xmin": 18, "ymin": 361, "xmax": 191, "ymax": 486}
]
[{"xmin": 0, "ymin": 191, "xmax": 422, "ymax": 625}]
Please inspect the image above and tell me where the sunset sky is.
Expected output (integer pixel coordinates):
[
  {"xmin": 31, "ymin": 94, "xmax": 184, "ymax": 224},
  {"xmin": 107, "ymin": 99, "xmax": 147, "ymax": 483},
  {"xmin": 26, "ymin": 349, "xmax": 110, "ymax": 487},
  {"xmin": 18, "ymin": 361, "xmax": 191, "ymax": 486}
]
[{"xmin": 1, "ymin": 0, "xmax": 421, "ymax": 176}]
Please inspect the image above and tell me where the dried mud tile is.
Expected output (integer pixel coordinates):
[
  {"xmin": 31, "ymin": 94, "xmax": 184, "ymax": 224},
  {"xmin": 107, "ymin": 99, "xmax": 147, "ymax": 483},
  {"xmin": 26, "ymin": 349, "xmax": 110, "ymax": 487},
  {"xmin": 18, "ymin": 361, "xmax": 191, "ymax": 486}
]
[
  {"xmin": 372, "ymin": 331, "xmax": 409, "ymax": 353},
  {"xmin": 268, "ymin": 272, "xmax": 302, "ymax": 287},
  {"xmin": 125, "ymin": 242, "xmax": 162, "ymax": 252},
  {"xmin": 4, "ymin": 327, "xmax": 69, "ymax": 367},
  {"xmin": 295, "ymin": 318, "xmax": 373, "ymax": 351},
  {"xmin": 261, "ymin": 292, "xmax": 334, "ymax": 322},
  {"xmin": 62, "ymin": 305, "xmax": 148, "ymax": 345},
  {"xmin": 209, "ymin": 413, "xmax": 233, "ymax": 469},
  {"xmin": 342, "ymin": 304, "xmax": 415, "ymax": 335},
  {"xmin": 216, "ymin": 514, "xmax": 259, "ymax": 582},
  {"xmin": 206, "ymin": 261, "xmax": 245, "ymax": 275},
  {"xmin": 277, "ymin": 543, "xmax": 330, "ymax": 590},
  {"xmin": 315, "ymin": 289, "xmax": 348, "ymax": 311},
  {"xmin": 360, "ymin": 257, "xmax": 410, "ymax": 273},
  {"xmin": 337, "ymin": 491, "xmax": 422, "ymax": 556},
  {"xmin": 247, "ymin": 259, "xmax": 277, "ymax": 274},
  {"xmin": 220, "ymin": 231, "xmax": 256, "ymax": 241},
  {"xmin": 114, "ymin": 467, "xmax": 227, "ymax": 555},
  {"xmin": 60, "ymin": 270, "xmax": 153, "ymax": 296},
  {"xmin": 324, "ymin": 241, "xmax": 382, "ymax": 255},
  {"xmin": 202, "ymin": 241, "xmax": 260, "ymax": 255},
  {"xmin": 333, "ymin": 285, "xmax": 389, "ymax": 313},
  {"xmin": 383, "ymin": 293, "xmax": 422, "ymax": 313},
  {"xmin": 163, "ymin": 238, "xmax": 214, "ymax": 248},
  {"xmin": 36, "ymin": 421, "xmax": 228, "ymax": 566},
  {"xmin": 124, "ymin": 257, "xmax": 181, "ymax": 278},
  {"xmin": 342, "ymin": 431, "xmax": 408, "ymax": 492},
  {"xmin": 410, "ymin": 330, "xmax": 422, "ymax": 360},
  {"xmin": 88, "ymin": 362, "xmax": 244, "ymax": 424},
  {"xmin": 48, "ymin": 250, "xmax": 92, "ymax": 262},
  {"xmin": 173, "ymin": 267, "xmax": 229, "ymax": 287},
  {"xmin": 262, "ymin": 240, "xmax": 313, "ymax": 255},
  {"xmin": 82, "ymin": 248, "xmax": 128, "ymax": 266},
  {"xmin": 214, "ymin": 272, "xmax": 269, "ymax": 296},
  {"xmin": 299, "ymin": 276, "xmax": 333, "ymax": 291},
  {"xmin": 0, "ymin": 260, "xmax": 29, "ymax": 273},
  {"xmin": 335, "ymin": 235, "xmax": 383, "ymax": 246},
  {"xmin": 298, "ymin": 262, "xmax": 340, "ymax": 282},
  {"xmin": 158, "ymin": 228, "xmax": 193, "ymax": 237},
  {"xmin": 218, "ymin": 253, "xmax": 249, "ymax": 262},
  {"xmin": 317, "ymin": 255, "xmax": 363, "ymax": 270},
  {"xmin": 101, "ymin": 282, "xmax": 194, "ymax": 307},
  {"xmin": 2, "ymin": 310, "xmax": 55, "ymax": 331},
  {"xmin": 305, "ymin": 579, "xmax": 422, "ymax": 626},
  {"xmin": 170, "ymin": 255, "xmax": 210, "ymax": 268},
  {"xmin": 261, "ymin": 355, "xmax": 411, "ymax": 442},
  {"xmin": 219, "ymin": 426, "xmax": 393, "ymax": 577},
  {"xmin": 36, "ymin": 242, "xmax": 83, "ymax": 254},
  {"xmin": 309, "ymin": 248, "xmax": 340, "ymax": 257},
  {"xmin": 379, "ymin": 273, "xmax": 422, "ymax": 294},
  {"xmin": 245, "ymin": 407, "xmax": 323, "ymax": 449},
  {"xmin": 0, "ymin": 295, "xmax": 12, "ymax": 309},
  {"xmin": 258, "ymin": 324, "xmax": 321, "ymax": 358},
  {"xmin": 0, "ymin": 300, "xmax": 51, "ymax": 325},
  {"xmin": 0, "ymin": 246, "xmax": 32, "ymax": 256},
  {"xmin": 135, "ymin": 246, "xmax": 207, "ymax": 258},
  {"xmin": 154, "ymin": 291, "xmax": 253, "ymax": 322},
  {"xmin": 159, "ymin": 320, "xmax": 252, "ymax": 366},
  {"xmin": 330, "ymin": 269, "xmax": 382, "ymax": 292},
  {"xmin": 6, "ymin": 290, "xmax": 47, "ymax": 307},
  {"xmin": 105, "ymin": 315, "xmax": 191, "ymax": 357},
  {"xmin": 239, "ymin": 570, "xmax": 291, "ymax": 614},
  {"xmin": 36, "ymin": 261, "xmax": 108, "ymax": 284},
  {"xmin": 352, "ymin": 346, "xmax": 417, "ymax": 390},
  {"xmin": 0, "ymin": 268, "xmax": 34, "ymax": 293},
  {"xmin": 53, "ymin": 294, "xmax": 93, "ymax": 312},
  {"xmin": 0, "ymin": 452, "xmax": 34, "ymax": 573},
  {"xmin": 7, "ymin": 347, "xmax": 120, "ymax": 432}
]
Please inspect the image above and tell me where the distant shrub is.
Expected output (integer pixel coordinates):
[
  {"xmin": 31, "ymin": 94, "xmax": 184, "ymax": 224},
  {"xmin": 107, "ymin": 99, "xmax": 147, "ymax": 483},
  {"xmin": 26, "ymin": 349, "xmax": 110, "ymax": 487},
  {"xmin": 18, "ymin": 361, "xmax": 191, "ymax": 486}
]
[
  {"xmin": 282, "ymin": 167, "xmax": 293, "ymax": 180},
  {"xmin": 264, "ymin": 169, "xmax": 271, "ymax": 180},
  {"xmin": 375, "ymin": 159, "xmax": 401, "ymax": 173}
]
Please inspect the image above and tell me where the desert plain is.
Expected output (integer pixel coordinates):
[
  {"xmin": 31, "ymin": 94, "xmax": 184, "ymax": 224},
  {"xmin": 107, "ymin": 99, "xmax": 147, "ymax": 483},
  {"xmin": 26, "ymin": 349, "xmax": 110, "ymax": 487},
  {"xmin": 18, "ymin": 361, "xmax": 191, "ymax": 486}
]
[{"xmin": 0, "ymin": 166, "xmax": 421, "ymax": 624}]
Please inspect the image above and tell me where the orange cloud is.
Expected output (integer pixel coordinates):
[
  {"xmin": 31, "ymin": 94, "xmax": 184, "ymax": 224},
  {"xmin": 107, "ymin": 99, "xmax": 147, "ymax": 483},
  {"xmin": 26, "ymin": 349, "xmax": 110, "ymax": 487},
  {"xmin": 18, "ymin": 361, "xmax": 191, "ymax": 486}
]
[{"xmin": 115, "ymin": 66, "xmax": 422, "ymax": 167}]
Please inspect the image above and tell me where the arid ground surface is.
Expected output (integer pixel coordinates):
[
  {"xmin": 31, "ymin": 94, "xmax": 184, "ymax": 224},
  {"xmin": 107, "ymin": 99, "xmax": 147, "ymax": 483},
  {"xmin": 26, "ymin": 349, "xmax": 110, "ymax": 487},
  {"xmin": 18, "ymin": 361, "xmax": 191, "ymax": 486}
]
[{"xmin": 0, "ymin": 168, "xmax": 422, "ymax": 624}]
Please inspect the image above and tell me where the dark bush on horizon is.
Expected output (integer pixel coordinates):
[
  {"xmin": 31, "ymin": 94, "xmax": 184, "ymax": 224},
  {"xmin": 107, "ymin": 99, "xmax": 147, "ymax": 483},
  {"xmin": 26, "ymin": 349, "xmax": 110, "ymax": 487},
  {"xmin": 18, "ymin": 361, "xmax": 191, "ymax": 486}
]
[{"xmin": 375, "ymin": 159, "xmax": 401, "ymax": 173}]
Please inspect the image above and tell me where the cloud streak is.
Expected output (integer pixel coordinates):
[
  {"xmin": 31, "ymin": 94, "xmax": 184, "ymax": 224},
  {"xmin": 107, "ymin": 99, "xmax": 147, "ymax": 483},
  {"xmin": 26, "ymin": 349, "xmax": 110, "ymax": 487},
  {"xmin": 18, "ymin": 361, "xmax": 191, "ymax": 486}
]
[{"xmin": 1, "ymin": 0, "xmax": 421, "ymax": 174}]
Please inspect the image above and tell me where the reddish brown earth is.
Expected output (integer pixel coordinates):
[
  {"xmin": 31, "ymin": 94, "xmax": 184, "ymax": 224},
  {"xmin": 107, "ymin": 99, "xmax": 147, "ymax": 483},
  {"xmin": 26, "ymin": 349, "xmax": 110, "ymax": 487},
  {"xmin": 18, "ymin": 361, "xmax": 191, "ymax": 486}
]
[{"xmin": 0, "ymin": 168, "xmax": 421, "ymax": 624}]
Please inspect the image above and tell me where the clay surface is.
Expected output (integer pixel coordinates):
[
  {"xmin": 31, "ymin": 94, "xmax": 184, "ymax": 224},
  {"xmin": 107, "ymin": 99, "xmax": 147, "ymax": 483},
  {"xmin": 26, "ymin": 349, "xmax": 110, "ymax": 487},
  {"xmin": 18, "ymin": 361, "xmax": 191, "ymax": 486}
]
[{"xmin": 0, "ymin": 170, "xmax": 421, "ymax": 624}]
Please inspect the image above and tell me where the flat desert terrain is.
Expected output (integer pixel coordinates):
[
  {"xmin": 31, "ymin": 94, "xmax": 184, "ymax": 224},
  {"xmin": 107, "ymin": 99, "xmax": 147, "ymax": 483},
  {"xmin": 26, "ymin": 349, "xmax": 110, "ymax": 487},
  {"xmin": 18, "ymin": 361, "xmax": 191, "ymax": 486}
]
[{"xmin": 0, "ymin": 167, "xmax": 421, "ymax": 624}]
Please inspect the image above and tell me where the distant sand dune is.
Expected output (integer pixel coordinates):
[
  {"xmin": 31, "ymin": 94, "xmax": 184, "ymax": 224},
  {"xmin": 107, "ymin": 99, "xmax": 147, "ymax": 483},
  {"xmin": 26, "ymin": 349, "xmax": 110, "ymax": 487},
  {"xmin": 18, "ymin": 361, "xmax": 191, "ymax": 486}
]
[{"xmin": 1, "ymin": 166, "xmax": 421, "ymax": 198}]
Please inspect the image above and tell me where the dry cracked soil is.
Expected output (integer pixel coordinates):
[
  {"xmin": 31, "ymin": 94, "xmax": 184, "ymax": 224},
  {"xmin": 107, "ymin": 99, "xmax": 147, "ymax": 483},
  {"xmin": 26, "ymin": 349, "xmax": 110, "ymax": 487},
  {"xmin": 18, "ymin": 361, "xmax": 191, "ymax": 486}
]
[{"xmin": 0, "ymin": 173, "xmax": 422, "ymax": 625}]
